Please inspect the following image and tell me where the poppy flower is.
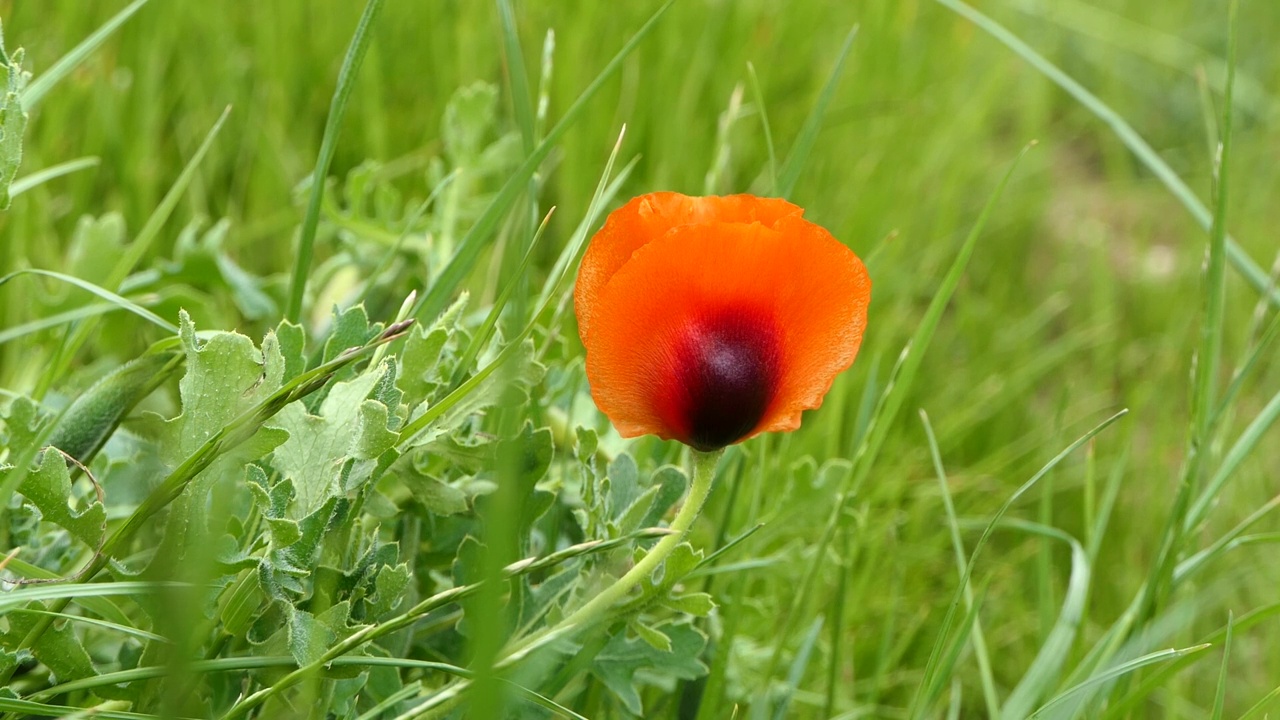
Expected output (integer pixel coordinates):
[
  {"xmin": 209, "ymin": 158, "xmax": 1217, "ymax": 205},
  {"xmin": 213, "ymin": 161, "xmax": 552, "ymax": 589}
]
[{"xmin": 575, "ymin": 192, "xmax": 871, "ymax": 452}]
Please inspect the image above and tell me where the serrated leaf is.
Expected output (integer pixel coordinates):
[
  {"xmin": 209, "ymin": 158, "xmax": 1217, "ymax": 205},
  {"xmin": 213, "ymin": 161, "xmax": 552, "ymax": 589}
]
[
  {"xmin": 0, "ymin": 44, "xmax": 31, "ymax": 210},
  {"xmin": 323, "ymin": 304, "xmax": 382, "ymax": 364},
  {"xmin": 443, "ymin": 82, "xmax": 499, "ymax": 163},
  {"xmin": 425, "ymin": 339, "xmax": 546, "ymax": 442},
  {"xmin": 630, "ymin": 620, "xmax": 672, "ymax": 653},
  {"xmin": 638, "ymin": 466, "xmax": 689, "ymax": 530},
  {"xmin": 288, "ymin": 605, "xmax": 336, "ymax": 666},
  {"xmin": 398, "ymin": 294, "xmax": 466, "ymax": 402},
  {"xmin": 275, "ymin": 320, "xmax": 307, "ymax": 382},
  {"xmin": 273, "ymin": 361, "xmax": 395, "ymax": 517},
  {"xmin": 11, "ymin": 449, "xmax": 105, "ymax": 547},
  {"xmin": 575, "ymin": 426, "xmax": 598, "ymax": 460},
  {"xmin": 64, "ymin": 213, "xmax": 126, "ymax": 291},
  {"xmin": 368, "ymin": 563, "xmax": 410, "ymax": 618},
  {"xmin": 2, "ymin": 609, "xmax": 96, "ymax": 686},
  {"xmin": 403, "ymin": 471, "xmax": 468, "ymax": 516},
  {"xmin": 663, "ymin": 592, "xmax": 716, "ymax": 617},
  {"xmin": 266, "ymin": 517, "xmax": 302, "ymax": 547},
  {"xmin": 592, "ymin": 621, "xmax": 709, "ymax": 716},
  {"xmin": 354, "ymin": 399, "xmax": 399, "ymax": 459},
  {"xmin": 257, "ymin": 494, "xmax": 342, "ymax": 600},
  {"xmin": 645, "ymin": 542, "xmax": 702, "ymax": 594},
  {"xmin": 1, "ymin": 394, "xmax": 49, "ymax": 457},
  {"xmin": 606, "ymin": 453, "xmax": 641, "ymax": 522},
  {"xmin": 145, "ymin": 311, "xmax": 287, "ymax": 466}
]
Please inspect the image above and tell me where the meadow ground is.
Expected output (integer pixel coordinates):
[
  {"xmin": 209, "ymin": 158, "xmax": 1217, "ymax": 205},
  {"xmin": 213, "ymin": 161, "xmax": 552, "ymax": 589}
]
[{"xmin": 0, "ymin": 1, "xmax": 1278, "ymax": 718}]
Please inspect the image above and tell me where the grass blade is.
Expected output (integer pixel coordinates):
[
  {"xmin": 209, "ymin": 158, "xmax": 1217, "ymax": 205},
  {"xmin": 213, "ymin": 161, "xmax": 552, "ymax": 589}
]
[
  {"xmin": 498, "ymin": 0, "xmax": 536, "ymax": 154},
  {"xmin": 1186, "ymin": 386, "xmax": 1280, "ymax": 533},
  {"xmin": 767, "ymin": 615, "xmax": 825, "ymax": 720},
  {"xmin": 0, "ymin": 698, "xmax": 185, "ymax": 720},
  {"xmin": 745, "ymin": 62, "xmax": 778, "ymax": 196},
  {"xmin": 8, "ymin": 156, "xmax": 98, "ymax": 198},
  {"xmin": 1177, "ymin": 493, "xmax": 1280, "ymax": 584},
  {"xmin": 533, "ymin": 126, "xmax": 633, "ymax": 313},
  {"xmin": 776, "ymin": 24, "xmax": 857, "ymax": 199},
  {"xmin": 933, "ymin": 0, "xmax": 1280, "ymax": 309},
  {"xmin": 285, "ymin": 0, "xmax": 385, "ymax": 322},
  {"xmin": 0, "ymin": 581, "xmax": 193, "ymax": 613},
  {"xmin": 449, "ymin": 206, "xmax": 554, "ymax": 388},
  {"xmin": 6, "ymin": 607, "xmax": 167, "ymax": 643},
  {"xmin": 20, "ymin": 0, "xmax": 148, "ymax": 109},
  {"xmin": 0, "ymin": 268, "xmax": 177, "ymax": 334},
  {"xmin": 1212, "ymin": 611, "xmax": 1234, "ymax": 720},
  {"xmin": 844, "ymin": 142, "xmax": 1036, "ymax": 499},
  {"xmin": 1027, "ymin": 645, "xmax": 1211, "ymax": 719},
  {"xmin": 921, "ymin": 411, "xmax": 1001, "ymax": 718},
  {"xmin": 909, "ymin": 409, "xmax": 1128, "ymax": 719},
  {"xmin": 413, "ymin": 1, "xmax": 674, "ymax": 322},
  {"xmin": 109, "ymin": 107, "xmax": 231, "ymax": 290},
  {"xmin": 1240, "ymin": 684, "xmax": 1280, "ymax": 720},
  {"xmin": 33, "ymin": 107, "xmax": 229, "ymax": 398},
  {"xmin": 1212, "ymin": 310, "xmax": 1280, "ymax": 434},
  {"xmin": 983, "ymin": 519, "xmax": 1090, "ymax": 720},
  {"xmin": 1192, "ymin": 0, "xmax": 1237, "ymax": 448}
]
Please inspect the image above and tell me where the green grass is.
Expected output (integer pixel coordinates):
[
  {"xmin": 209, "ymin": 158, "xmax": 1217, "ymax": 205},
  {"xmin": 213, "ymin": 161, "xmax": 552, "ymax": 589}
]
[{"xmin": 1, "ymin": 0, "xmax": 1279, "ymax": 718}]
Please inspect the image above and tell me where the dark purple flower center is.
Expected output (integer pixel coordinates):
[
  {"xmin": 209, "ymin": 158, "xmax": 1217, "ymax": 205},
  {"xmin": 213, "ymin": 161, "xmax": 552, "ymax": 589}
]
[{"xmin": 669, "ymin": 311, "xmax": 780, "ymax": 451}]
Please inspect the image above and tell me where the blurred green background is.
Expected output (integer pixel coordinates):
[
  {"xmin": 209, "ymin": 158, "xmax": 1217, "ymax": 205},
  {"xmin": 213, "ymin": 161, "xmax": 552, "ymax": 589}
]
[{"xmin": 2, "ymin": 0, "xmax": 1278, "ymax": 716}]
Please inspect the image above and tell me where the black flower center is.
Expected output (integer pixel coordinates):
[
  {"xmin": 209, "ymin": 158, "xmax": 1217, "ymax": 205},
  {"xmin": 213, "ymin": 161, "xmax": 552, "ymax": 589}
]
[{"xmin": 672, "ymin": 312, "xmax": 780, "ymax": 451}]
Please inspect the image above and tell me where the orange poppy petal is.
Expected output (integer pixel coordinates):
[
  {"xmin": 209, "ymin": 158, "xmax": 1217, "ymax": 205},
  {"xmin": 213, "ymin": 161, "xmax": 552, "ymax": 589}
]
[
  {"xmin": 574, "ymin": 193, "xmax": 803, "ymax": 343},
  {"xmin": 580, "ymin": 213, "xmax": 870, "ymax": 450}
]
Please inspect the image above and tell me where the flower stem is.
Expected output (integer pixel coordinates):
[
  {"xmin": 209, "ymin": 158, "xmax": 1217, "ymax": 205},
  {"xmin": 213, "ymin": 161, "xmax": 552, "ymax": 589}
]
[{"xmin": 499, "ymin": 447, "xmax": 723, "ymax": 667}]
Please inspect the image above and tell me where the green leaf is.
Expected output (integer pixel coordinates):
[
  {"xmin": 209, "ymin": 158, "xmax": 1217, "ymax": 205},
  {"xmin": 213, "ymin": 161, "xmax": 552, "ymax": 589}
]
[
  {"xmin": 630, "ymin": 620, "xmax": 672, "ymax": 653},
  {"xmin": 0, "ymin": 37, "xmax": 30, "ymax": 210},
  {"xmin": 10, "ymin": 449, "xmax": 105, "ymax": 547},
  {"xmin": 398, "ymin": 292, "xmax": 467, "ymax": 402},
  {"xmin": 592, "ymin": 621, "xmax": 709, "ymax": 716},
  {"xmin": 367, "ymin": 563, "xmax": 411, "ymax": 619},
  {"xmin": 606, "ymin": 453, "xmax": 642, "ymax": 522},
  {"xmin": 65, "ymin": 213, "xmax": 127, "ymax": 290},
  {"xmin": 574, "ymin": 426, "xmax": 599, "ymax": 461},
  {"xmin": 0, "ymin": 394, "xmax": 49, "ymax": 459},
  {"xmin": 323, "ymin": 304, "xmax": 384, "ymax": 364},
  {"xmin": 400, "ymin": 337, "xmax": 545, "ymax": 446},
  {"xmin": 443, "ymin": 82, "xmax": 500, "ymax": 163},
  {"xmin": 638, "ymin": 466, "xmax": 689, "ymax": 530},
  {"xmin": 273, "ymin": 360, "xmax": 397, "ymax": 517},
  {"xmin": 663, "ymin": 592, "xmax": 716, "ymax": 617},
  {"xmin": 275, "ymin": 319, "xmax": 307, "ymax": 383},
  {"xmin": 288, "ymin": 601, "xmax": 362, "ymax": 667},
  {"xmin": 402, "ymin": 470, "xmax": 468, "ymax": 516},
  {"xmin": 159, "ymin": 218, "xmax": 278, "ymax": 321},
  {"xmin": 615, "ymin": 484, "xmax": 663, "ymax": 536},
  {"xmin": 353, "ymin": 399, "xmax": 399, "ymax": 459},
  {"xmin": 643, "ymin": 542, "xmax": 703, "ymax": 596},
  {"xmin": 147, "ymin": 311, "xmax": 287, "ymax": 465},
  {"xmin": 2, "ymin": 610, "xmax": 96, "ymax": 686},
  {"xmin": 46, "ymin": 349, "xmax": 182, "ymax": 464},
  {"xmin": 266, "ymin": 517, "xmax": 303, "ymax": 548},
  {"xmin": 257, "ymin": 493, "xmax": 343, "ymax": 599}
]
